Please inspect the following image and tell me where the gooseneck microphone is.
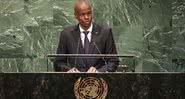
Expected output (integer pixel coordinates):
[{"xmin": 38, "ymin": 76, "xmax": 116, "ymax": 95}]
[
  {"xmin": 74, "ymin": 37, "xmax": 80, "ymax": 67},
  {"xmin": 91, "ymin": 41, "xmax": 108, "ymax": 70}
]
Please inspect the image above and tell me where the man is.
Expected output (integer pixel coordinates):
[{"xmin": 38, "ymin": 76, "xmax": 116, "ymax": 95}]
[{"xmin": 54, "ymin": 0, "xmax": 119, "ymax": 72}]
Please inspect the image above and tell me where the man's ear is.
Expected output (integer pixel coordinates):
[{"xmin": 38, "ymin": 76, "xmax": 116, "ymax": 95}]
[{"xmin": 74, "ymin": 13, "xmax": 78, "ymax": 20}]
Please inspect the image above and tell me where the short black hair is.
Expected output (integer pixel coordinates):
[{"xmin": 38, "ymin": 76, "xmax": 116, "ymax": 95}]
[{"xmin": 74, "ymin": 0, "xmax": 92, "ymax": 13}]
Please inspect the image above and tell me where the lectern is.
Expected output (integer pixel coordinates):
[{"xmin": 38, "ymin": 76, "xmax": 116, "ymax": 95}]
[{"xmin": 47, "ymin": 54, "xmax": 136, "ymax": 72}]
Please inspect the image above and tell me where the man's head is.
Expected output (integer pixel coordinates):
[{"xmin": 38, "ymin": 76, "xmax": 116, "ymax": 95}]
[{"xmin": 74, "ymin": 0, "xmax": 92, "ymax": 30}]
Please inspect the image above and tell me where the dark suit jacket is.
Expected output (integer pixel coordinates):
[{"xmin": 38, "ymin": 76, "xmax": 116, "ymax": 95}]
[{"xmin": 54, "ymin": 23, "xmax": 119, "ymax": 72}]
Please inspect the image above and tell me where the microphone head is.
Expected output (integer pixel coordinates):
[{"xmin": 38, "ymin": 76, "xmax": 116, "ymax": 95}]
[{"xmin": 91, "ymin": 38, "xmax": 94, "ymax": 43}]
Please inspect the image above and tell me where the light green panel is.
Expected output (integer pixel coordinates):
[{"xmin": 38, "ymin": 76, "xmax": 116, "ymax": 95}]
[
  {"xmin": 0, "ymin": 0, "xmax": 24, "ymax": 30},
  {"xmin": 172, "ymin": 0, "xmax": 185, "ymax": 27},
  {"xmin": 0, "ymin": 0, "xmax": 54, "ymax": 72},
  {"xmin": 91, "ymin": 0, "xmax": 113, "ymax": 25},
  {"xmin": 0, "ymin": 0, "xmax": 25, "ymax": 58},
  {"xmin": 23, "ymin": 58, "xmax": 48, "ymax": 72},
  {"xmin": 0, "ymin": 58, "xmax": 47, "ymax": 72},
  {"xmin": 23, "ymin": 24, "xmax": 58, "ymax": 58},
  {"xmin": 23, "ymin": 0, "xmax": 54, "ymax": 56},
  {"xmin": 0, "ymin": 58, "xmax": 24, "ymax": 72},
  {"xmin": 0, "ymin": 27, "xmax": 24, "ymax": 58},
  {"xmin": 24, "ymin": 0, "xmax": 53, "ymax": 26},
  {"xmin": 142, "ymin": 0, "xmax": 172, "ymax": 72},
  {"xmin": 53, "ymin": 0, "xmax": 76, "ymax": 27},
  {"xmin": 172, "ymin": 27, "xmax": 185, "ymax": 59},
  {"xmin": 170, "ymin": 0, "xmax": 185, "ymax": 72}
]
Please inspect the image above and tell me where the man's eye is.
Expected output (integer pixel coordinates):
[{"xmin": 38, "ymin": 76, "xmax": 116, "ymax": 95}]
[
  {"xmin": 80, "ymin": 13, "xmax": 85, "ymax": 16},
  {"xmin": 87, "ymin": 12, "xmax": 92, "ymax": 15},
  {"xmin": 87, "ymin": 13, "xmax": 91, "ymax": 15}
]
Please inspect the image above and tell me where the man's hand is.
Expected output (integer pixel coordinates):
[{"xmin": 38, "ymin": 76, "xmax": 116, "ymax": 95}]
[
  {"xmin": 87, "ymin": 67, "xmax": 99, "ymax": 73},
  {"xmin": 67, "ymin": 67, "xmax": 80, "ymax": 73}
]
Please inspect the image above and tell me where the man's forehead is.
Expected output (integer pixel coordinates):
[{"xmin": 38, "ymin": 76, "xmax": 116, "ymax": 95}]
[
  {"xmin": 78, "ymin": 9, "xmax": 92, "ymax": 14},
  {"xmin": 74, "ymin": 0, "xmax": 92, "ymax": 12},
  {"xmin": 75, "ymin": 0, "xmax": 91, "ymax": 6},
  {"xmin": 75, "ymin": 2, "xmax": 91, "ymax": 9},
  {"xmin": 75, "ymin": 5, "xmax": 92, "ymax": 14}
]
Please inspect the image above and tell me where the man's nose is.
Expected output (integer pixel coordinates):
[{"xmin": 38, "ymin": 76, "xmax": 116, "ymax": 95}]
[{"xmin": 84, "ymin": 14, "xmax": 89, "ymax": 19}]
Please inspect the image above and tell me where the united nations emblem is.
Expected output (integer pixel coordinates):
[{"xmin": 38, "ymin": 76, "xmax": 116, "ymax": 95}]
[{"xmin": 74, "ymin": 77, "xmax": 108, "ymax": 99}]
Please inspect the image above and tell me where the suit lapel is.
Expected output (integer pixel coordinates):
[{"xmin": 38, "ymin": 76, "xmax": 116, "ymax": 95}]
[
  {"xmin": 89, "ymin": 23, "xmax": 99, "ymax": 54},
  {"xmin": 73, "ymin": 23, "xmax": 100, "ymax": 67},
  {"xmin": 73, "ymin": 23, "xmax": 99, "ymax": 54},
  {"xmin": 72, "ymin": 24, "xmax": 86, "ymax": 67},
  {"xmin": 73, "ymin": 24, "xmax": 85, "ymax": 54}
]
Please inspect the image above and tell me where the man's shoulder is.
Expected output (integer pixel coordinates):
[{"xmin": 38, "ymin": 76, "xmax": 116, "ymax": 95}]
[
  {"xmin": 94, "ymin": 23, "xmax": 112, "ymax": 35},
  {"xmin": 62, "ymin": 25, "xmax": 76, "ymax": 33},
  {"xmin": 94, "ymin": 23, "xmax": 111, "ymax": 30}
]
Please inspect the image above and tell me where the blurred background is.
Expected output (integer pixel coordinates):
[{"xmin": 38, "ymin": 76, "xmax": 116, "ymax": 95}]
[{"xmin": 0, "ymin": 0, "xmax": 184, "ymax": 72}]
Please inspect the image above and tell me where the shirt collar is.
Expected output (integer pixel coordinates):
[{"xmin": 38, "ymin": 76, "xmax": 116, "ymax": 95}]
[{"xmin": 79, "ymin": 23, "xmax": 93, "ymax": 33}]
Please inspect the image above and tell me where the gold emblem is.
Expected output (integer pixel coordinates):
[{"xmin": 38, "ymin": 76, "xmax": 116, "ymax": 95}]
[{"xmin": 74, "ymin": 77, "xmax": 108, "ymax": 99}]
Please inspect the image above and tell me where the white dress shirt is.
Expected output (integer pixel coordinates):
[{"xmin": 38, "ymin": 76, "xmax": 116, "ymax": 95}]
[{"xmin": 79, "ymin": 23, "xmax": 93, "ymax": 47}]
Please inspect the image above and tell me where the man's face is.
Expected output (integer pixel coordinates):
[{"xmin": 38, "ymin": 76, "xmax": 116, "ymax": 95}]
[{"xmin": 75, "ymin": 2, "xmax": 92, "ymax": 30}]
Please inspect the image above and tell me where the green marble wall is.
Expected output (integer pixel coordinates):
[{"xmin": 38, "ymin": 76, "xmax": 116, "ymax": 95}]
[{"xmin": 0, "ymin": 0, "xmax": 184, "ymax": 72}]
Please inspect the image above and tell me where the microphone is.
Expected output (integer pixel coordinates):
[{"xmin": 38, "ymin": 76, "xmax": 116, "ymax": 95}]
[
  {"xmin": 91, "ymin": 40, "xmax": 108, "ymax": 70},
  {"xmin": 74, "ymin": 37, "xmax": 80, "ymax": 67}
]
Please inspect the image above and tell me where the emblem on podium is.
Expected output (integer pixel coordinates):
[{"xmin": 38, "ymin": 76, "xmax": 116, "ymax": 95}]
[{"xmin": 74, "ymin": 77, "xmax": 108, "ymax": 99}]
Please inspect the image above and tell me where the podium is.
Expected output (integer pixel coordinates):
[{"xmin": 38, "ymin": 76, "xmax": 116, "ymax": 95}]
[
  {"xmin": 47, "ymin": 54, "xmax": 136, "ymax": 72},
  {"xmin": 1, "ymin": 73, "xmax": 185, "ymax": 99}
]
